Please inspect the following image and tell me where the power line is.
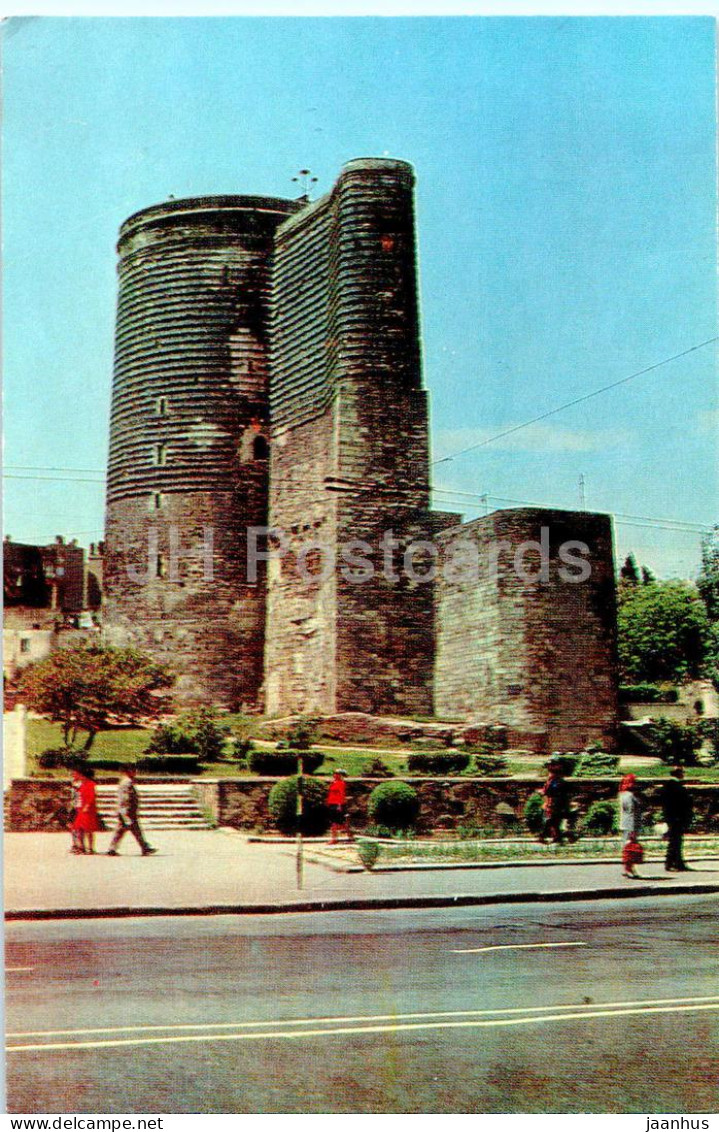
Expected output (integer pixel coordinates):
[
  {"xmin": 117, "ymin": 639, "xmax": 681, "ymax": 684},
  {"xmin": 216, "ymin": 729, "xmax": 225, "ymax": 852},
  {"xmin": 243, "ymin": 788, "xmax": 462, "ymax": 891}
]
[
  {"xmin": 432, "ymin": 336, "xmax": 719, "ymax": 466},
  {"xmin": 432, "ymin": 486, "xmax": 712, "ymax": 532},
  {"xmin": 3, "ymin": 473, "xmax": 105, "ymax": 484}
]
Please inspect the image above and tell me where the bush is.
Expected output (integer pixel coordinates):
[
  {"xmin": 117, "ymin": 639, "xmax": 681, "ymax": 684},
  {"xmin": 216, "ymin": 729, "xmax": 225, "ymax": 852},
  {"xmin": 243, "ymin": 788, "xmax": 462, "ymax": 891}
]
[
  {"xmin": 698, "ymin": 718, "xmax": 719, "ymax": 764},
  {"xmin": 647, "ymin": 718, "xmax": 701, "ymax": 766},
  {"xmin": 407, "ymin": 750, "xmax": 470, "ymax": 775},
  {"xmin": 471, "ymin": 752, "xmax": 509, "ymax": 776},
  {"xmin": 619, "ymin": 684, "xmax": 679, "ymax": 704},
  {"xmin": 248, "ymin": 749, "xmax": 324, "ymax": 776},
  {"xmin": 267, "ymin": 776, "xmax": 329, "ymax": 836},
  {"xmin": 362, "ymin": 757, "xmax": 394, "ymax": 778},
  {"xmin": 582, "ymin": 801, "xmax": 617, "ymax": 835},
  {"xmin": 367, "ymin": 781, "xmax": 419, "ymax": 832},
  {"xmin": 38, "ymin": 747, "xmax": 77, "ymax": 770},
  {"xmin": 523, "ymin": 792, "xmax": 545, "ymax": 834},
  {"xmin": 227, "ymin": 736, "xmax": 254, "ymax": 764},
  {"xmin": 286, "ymin": 717, "xmax": 320, "ymax": 751},
  {"xmin": 357, "ymin": 840, "xmax": 380, "ymax": 870},
  {"xmin": 575, "ymin": 752, "xmax": 621, "ymax": 777},
  {"xmin": 145, "ymin": 708, "xmax": 230, "ymax": 762},
  {"xmin": 547, "ymin": 753, "xmax": 579, "ymax": 777}
]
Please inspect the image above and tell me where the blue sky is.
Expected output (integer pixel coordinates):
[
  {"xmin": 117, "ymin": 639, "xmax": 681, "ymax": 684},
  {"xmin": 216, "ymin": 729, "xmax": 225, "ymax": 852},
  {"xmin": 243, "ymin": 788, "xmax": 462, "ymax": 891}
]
[{"xmin": 2, "ymin": 16, "xmax": 716, "ymax": 576}]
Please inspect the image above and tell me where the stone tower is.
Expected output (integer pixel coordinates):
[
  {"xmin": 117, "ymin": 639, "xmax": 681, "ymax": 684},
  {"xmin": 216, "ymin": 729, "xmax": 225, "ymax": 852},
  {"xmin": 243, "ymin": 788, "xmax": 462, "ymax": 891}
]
[
  {"xmin": 264, "ymin": 158, "xmax": 437, "ymax": 716},
  {"xmin": 103, "ymin": 195, "xmax": 298, "ymax": 706}
]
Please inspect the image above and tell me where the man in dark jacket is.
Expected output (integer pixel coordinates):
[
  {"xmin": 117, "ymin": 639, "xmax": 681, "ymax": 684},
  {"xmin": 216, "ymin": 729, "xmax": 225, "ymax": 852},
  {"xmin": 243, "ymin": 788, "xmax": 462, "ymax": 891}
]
[{"xmin": 659, "ymin": 766, "xmax": 693, "ymax": 872}]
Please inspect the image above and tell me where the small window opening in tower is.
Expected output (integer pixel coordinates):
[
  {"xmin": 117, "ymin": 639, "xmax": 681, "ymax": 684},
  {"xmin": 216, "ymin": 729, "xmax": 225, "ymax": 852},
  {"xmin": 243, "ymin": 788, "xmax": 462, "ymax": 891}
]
[
  {"xmin": 153, "ymin": 493, "xmax": 163, "ymax": 510},
  {"xmin": 153, "ymin": 443, "xmax": 167, "ymax": 466},
  {"xmin": 156, "ymin": 396, "xmax": 168, "ymax": 416},
  {"xmin": 253, "ymin": 435, "xmax": 269, "ymax": 461},
  {"xmin": 156, "ymin": 553, "xmax": 166, "ymax": 579}
]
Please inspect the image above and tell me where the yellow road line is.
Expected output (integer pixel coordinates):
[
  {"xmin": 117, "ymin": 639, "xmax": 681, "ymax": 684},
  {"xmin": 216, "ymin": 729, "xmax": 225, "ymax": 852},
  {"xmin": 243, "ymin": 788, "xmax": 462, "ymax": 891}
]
[
  {"xmin": 8, "ymin": 994, "xmax": 719, "ymax": 1039},
  {"xmin": 7, "ymin": 1002, "xmax": 719, "ymax": 1054},
  {"xmin": 451, "ymin": 942, "xmax": 588, "ymax": 953}
]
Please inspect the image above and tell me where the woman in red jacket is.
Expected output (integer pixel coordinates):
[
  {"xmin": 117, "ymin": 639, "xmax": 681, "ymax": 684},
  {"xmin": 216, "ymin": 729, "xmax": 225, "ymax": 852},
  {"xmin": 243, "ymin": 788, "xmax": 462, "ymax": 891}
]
[
  {"xmin": 71, "ymin": 767, "xmax": 102, "ymax": 854},
  {"xmin": 326, "ymin": 769, "xmax": 350, "ymax": 844}
]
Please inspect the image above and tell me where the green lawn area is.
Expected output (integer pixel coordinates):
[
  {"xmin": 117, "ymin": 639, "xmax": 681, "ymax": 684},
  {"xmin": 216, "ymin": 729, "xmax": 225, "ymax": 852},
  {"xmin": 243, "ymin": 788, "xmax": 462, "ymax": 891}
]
[{"xmin": 25, "ymin": 718, "xmax": 719, "ymax": 781}]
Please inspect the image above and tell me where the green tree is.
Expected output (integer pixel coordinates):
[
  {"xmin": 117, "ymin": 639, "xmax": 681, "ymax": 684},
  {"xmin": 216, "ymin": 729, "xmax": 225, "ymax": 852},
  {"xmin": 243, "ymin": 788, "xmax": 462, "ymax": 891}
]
[
  {"xmin": 617, "ymin": 580, "xmax": 710, "ymax": 683},
  {"xmin": 697, "ymin": 526, "xmax": 719, "ymax": 621},
  {"xmin": 19, "ymin": 644, "xmax": 172, "ymax": 752},
  {"xmin": 619, "ymin": 553, "xmax": 639, "ymax": 586}
]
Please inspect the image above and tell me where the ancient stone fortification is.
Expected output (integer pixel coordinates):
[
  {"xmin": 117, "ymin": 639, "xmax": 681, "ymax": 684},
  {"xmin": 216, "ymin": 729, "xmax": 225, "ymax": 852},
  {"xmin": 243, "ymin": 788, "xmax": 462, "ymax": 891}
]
[
  {"xmin": 104, "ymin": 195, "xmax": 298, "ymax": 705},
  {"xmin": 103, "ymin": 157, "xmax": 620, "ymax": 741},
  {"xmin": 435, "ymin": 510, "xmax": 619, "ymax": 751}
]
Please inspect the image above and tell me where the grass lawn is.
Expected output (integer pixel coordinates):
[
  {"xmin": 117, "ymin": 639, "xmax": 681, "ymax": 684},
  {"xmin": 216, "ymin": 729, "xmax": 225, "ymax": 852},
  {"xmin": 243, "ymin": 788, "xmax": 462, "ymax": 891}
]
[{"xmin": 25, "ymin": 719, "xmax": 719, "ymax": 781}]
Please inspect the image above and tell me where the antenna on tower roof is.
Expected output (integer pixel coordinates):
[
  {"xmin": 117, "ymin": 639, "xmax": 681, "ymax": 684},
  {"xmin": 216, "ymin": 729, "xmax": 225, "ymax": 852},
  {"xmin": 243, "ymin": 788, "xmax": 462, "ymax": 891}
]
[{"xmin": 292, "ymin": 169, "xmax": 318, "ymax": 201}]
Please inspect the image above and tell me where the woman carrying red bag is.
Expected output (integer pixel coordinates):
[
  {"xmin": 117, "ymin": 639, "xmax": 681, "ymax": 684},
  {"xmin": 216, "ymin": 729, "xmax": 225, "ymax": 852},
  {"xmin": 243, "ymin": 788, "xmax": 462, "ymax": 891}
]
[{"xmin": 618, "ymin": 774, "xmax": 643, "ymax": 878}]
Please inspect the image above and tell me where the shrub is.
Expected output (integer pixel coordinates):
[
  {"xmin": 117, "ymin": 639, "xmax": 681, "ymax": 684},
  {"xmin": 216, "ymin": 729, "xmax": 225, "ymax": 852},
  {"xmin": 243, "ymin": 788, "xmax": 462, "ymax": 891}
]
[
  {"xmin": 357, "ymin": 840, "xmax": 380, "ymax": 870},
  {"xmin": 228, "ymin": 736, "xmax": 254, "ymax": 763},
  {"xmin": 582, "ymin": 801, "xmax": 617, "ymax": 835},
  {"xmin": 362, "ymin": 757, "xmax": 394, "ymax": 778},
  {"xmin": 145, "ymin": 708, "xmax": 229, "ymax": 762},
  {"xmin": 698, "ymin": 718, "xmax": 719, "ymax": 764},
  {"xmin": 248, "ymin": 749, "xmax": 324, "ymax": 776},
  {"xmin": 619, "ymin": 684, "xmax": 679, "ymax": 704},
  {"xmin": 547, "ymin": 753, "xmax": 579, "ymax": 777},
  {"xmin": 575, "ymin": 752, "xmax": 621, "ymax": 777},
  {"xmin": 286, "ymin": 717, "xmax": 320, "ymax": 751},
  {"xmin": 647, "ymin": 718, "xmax": 701, "ymax": 766},
  {"xmin": 523, "ymin": 792, "xmax": 545, "ymax": 834},
  {"xmin": 38, "ymin": 747, "xmax": 78, "ymax": 770},
  {"xmin": 471, "ymin": 752, "xmax": 509, "ymax": 776},
  {"xmin": 407, "ymin": 750, "xmax": 470, "ymax": 775},
  {"xmin": 267, "ymin": 776, "xmax": 329, "ymax": 835},
  {"xmin": 367, "ymin": 781, "xmax": 419, "ymax": 832}
]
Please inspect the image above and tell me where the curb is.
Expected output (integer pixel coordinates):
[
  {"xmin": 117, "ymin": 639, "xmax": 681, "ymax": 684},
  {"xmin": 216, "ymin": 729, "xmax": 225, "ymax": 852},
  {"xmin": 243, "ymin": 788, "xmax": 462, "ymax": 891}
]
[{"xmin": 6, "ymin": 882, "xmax": 719, "ymax": 922}]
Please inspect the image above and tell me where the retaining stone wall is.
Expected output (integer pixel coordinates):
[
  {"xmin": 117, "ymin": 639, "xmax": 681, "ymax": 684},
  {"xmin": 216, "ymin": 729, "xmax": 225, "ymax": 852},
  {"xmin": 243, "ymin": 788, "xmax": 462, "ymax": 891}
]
[{"xmin": 8, "ymin": 778, "xmax": 719, "ymax": 834}]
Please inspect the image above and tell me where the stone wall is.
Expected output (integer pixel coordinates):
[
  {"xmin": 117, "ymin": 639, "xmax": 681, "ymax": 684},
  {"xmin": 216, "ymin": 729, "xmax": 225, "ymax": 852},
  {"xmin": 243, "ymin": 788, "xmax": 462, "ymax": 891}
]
[
  {"xmin": 10, "ymin": 777, "xmax": 718, "ymax": 833},
  {"xmin": 435, "ymin": 509, "xmax": 620, "ymax": 751}
]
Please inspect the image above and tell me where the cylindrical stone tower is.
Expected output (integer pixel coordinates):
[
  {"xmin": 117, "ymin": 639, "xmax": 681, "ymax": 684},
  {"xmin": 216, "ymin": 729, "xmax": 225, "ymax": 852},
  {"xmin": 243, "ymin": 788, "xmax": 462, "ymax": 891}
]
[{"xmin": 103, "ymin": 195, "xmax": 299, "ymax": 707}]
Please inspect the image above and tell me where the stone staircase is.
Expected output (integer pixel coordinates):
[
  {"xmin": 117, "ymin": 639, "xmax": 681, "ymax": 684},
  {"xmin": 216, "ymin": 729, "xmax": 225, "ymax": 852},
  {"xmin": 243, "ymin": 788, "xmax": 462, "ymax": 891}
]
[{"xmin": 95, "ymin": 783, "xmax": 211, "ymax": 830}]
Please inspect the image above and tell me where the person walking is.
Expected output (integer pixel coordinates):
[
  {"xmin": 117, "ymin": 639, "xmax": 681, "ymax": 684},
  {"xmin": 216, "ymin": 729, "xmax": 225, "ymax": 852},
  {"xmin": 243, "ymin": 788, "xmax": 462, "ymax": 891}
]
[
  {"xmin": 540, "ymin": 760, "xmax": 568, "ymax": 844},
  {"xmin": 326, "ymin": 769, "xmax": 351, "ymax": 844},
  {"xmin": 69, "ymin": 768, "xmax": 84, "ymax": 854},
  {"xmin": 70, "ymin": 767, "xmax": 101, "ymax": 854},
  {"xmin": 618, "ymin": 774, "xmax": 643, "ymax": 878},
  {"xmin": 106, "ymin": 766, "xmax": 156, "ymax": 856},
  {"xmin": 659, "ymin": 766, "xmax": 693, "ymax": 872}
]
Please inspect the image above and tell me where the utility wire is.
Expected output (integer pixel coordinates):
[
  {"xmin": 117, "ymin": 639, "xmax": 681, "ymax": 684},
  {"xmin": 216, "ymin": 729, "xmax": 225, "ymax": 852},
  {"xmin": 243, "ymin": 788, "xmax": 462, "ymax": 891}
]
[
  {"xmin": 432, "ymin": 486, "xmax": 712, "ymax": 532},
  {"xmin": 432, "ymin": 336, "xmax": 719, "ymax": 466}
]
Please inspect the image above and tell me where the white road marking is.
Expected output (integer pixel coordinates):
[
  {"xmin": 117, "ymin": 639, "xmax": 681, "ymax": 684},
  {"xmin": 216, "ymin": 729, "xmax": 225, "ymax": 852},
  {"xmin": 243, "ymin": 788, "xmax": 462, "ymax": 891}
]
[
  {"xmin": 451, "ymin": 942, "xmax": 588, "ymax": 954},
  {"xmin": 8, "ymin": 992, "xmax": 719, "ymax": 1039},
  {"xmin": 7, "ymin": 998, "xmax": 719, "ymax": 1053},
  {"xmin": 5, "ymin": 967, "xmax": 35, "ymax": 973}
]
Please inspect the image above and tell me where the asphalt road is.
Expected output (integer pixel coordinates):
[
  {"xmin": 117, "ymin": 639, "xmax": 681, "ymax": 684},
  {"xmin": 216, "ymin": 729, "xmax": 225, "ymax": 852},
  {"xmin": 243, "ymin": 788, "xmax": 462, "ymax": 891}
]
[{"xmin": 5, "ymin": 895, "xmax": 719, "ymax": 1114}]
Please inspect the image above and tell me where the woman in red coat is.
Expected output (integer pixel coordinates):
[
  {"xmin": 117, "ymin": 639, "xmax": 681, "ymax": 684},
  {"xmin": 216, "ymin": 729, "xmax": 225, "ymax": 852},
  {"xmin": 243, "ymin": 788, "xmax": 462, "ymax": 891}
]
[
  {"xmin": 326, "ymin": 769, "xmax": 350, "ymax": 844},
  {"xmin": 71, "ymin": 768, "xmax": 101, "ymax": 854}
]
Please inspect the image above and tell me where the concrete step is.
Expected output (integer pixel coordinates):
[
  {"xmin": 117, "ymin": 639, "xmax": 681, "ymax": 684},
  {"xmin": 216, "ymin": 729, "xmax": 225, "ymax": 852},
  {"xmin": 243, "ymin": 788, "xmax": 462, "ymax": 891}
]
[{"xmin": 95, "ymin": 785, "xmax": 211, "ymax": 830}]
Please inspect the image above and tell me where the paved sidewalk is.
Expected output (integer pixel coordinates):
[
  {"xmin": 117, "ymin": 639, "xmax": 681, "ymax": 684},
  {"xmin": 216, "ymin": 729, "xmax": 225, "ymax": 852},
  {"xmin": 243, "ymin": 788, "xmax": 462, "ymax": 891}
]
[{"xmin": 5, "ymin": 829, "xmax": 719, "ymax": 919}]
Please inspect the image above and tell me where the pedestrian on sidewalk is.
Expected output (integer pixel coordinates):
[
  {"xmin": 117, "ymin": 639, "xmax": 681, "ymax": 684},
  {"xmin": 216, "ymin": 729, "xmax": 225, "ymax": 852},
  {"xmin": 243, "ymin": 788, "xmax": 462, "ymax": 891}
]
[
  {"xmin": 539, "ymin": 759, "xmax": 568, "ymax": 844},
  {"xmin": 70, "ymin": 766, "xmax": 101, "ymax": 855},
  {"xmin": 619, "ymin": 774, "xmax": 643, "ymax": 878},
  {"xmin": 659, "ymin": 766, "xmax": 693, "ymax": 872},
  {"xmin": 69, "ymin": 768, "xmax": 84, "ymax": 854},
  {"xmin": 106, "ymin": 766, "xmax": 157, "ymax": 857},
  {"xmin": 326, "ymin": 769, "xmax": 351, "ymax": 844}
]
